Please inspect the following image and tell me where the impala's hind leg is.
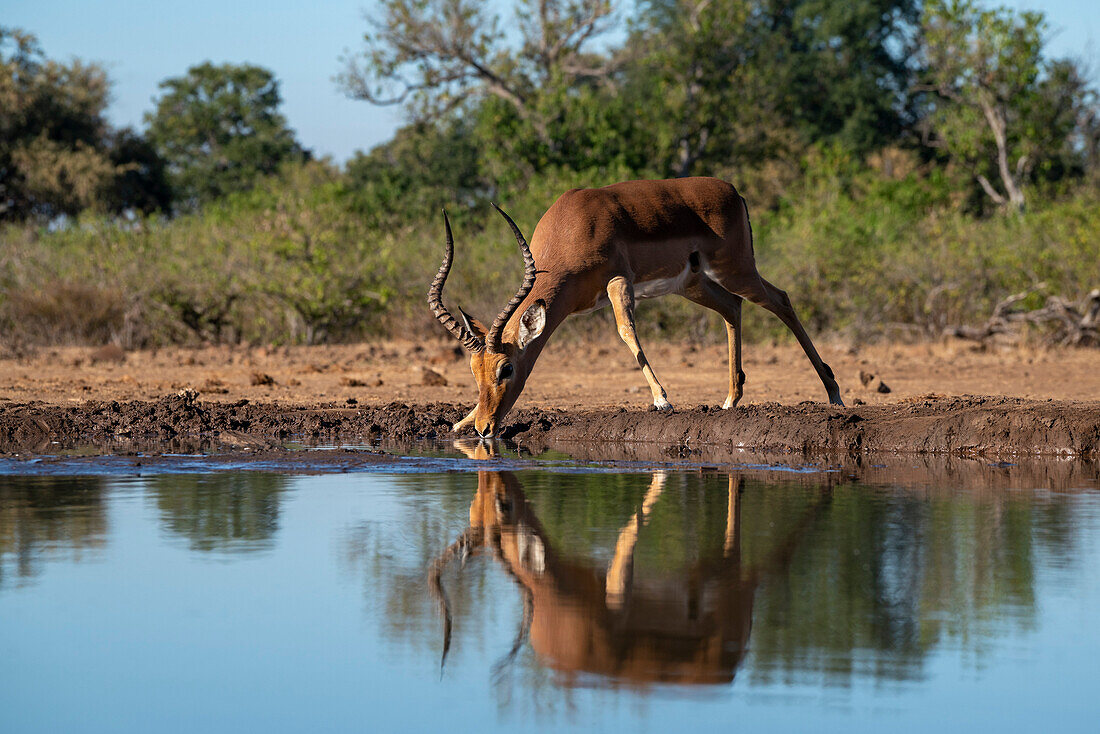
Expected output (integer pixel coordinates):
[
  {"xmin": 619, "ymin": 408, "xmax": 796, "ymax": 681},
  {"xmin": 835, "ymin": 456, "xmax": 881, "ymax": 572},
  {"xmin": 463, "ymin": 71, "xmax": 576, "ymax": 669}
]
[
  {"xmin": 684, "ymin": 279, "xmax": 745, "ymax": 409},
  {"xmin": 744, "ymin": 277, "xmax": 843, "ymax": 406},
  {"xmin": 608, "ymin": 276, "xmax": 672, "ymax": 412}
]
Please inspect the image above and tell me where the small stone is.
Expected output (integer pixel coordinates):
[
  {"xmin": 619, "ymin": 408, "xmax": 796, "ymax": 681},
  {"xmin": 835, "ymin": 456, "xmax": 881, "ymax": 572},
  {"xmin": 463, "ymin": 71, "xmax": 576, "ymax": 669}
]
[
  {"xmin": 876, "ymin": 380, "xmax": 892, "ymax": 394},
  {"xmin": 420, "ymin": 367, "xmax": 447, "ymax": 386},
  {"xmin": 250, "ymin": 372, "xmax": 275, "ymax": 386},
  {"xmin": 200, "ymin": 377, "xmax": 229, "ymax": 395},
  {"xmin": 429, "ymin": 345, "xmax": 464, "ymax": 365},
  {"xmin": 859, "ymin": 370, "xmax": 875, "ymax": 387}
]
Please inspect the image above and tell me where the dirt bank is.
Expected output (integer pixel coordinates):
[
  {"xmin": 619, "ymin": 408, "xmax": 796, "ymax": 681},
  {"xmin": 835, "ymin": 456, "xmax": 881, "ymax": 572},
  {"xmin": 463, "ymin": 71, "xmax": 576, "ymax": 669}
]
[
  {"xmin": 1, "ymin": 391, "xmax": 1097, "ymax": 459},
  {"xmin": 1, "ymin": 339, "xmax": 1098, "ymax": 459}
]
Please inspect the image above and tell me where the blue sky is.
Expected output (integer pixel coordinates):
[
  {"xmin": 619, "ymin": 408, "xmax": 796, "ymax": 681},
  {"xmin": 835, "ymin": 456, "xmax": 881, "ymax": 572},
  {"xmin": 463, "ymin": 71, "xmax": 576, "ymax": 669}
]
[{"xmin": 6, "ymin": 1, "xmax": 1098, "ymax": 164}]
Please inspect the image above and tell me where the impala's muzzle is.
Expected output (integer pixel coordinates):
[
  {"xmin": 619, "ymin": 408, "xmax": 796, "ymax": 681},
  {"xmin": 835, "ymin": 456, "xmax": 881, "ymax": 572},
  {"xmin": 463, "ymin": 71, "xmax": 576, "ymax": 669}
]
[{"xmin": 475, "ymin": 420, "xmax": 497, "ymax": 439}]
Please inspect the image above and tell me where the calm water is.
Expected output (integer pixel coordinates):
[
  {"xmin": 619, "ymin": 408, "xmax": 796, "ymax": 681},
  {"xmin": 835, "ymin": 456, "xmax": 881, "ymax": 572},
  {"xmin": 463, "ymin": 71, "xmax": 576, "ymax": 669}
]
[{"xmin": 2, "ymin": 463, "xmax": 1099, "ymax": 732}]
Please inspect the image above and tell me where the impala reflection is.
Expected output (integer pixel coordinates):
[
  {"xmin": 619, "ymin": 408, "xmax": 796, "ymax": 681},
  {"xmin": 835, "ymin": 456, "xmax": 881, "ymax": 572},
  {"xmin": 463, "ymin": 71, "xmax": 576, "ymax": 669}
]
[{"xmin": 431, "ymin": 456, "xmax": 831, "ymax": 686}]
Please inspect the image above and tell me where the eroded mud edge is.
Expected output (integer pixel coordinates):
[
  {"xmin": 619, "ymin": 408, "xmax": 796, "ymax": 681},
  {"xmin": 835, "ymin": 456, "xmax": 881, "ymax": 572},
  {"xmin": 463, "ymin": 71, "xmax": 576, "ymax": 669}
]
[{"xmin": 1, "ymin": 392, "xmax": 1098, "ymax": 460}]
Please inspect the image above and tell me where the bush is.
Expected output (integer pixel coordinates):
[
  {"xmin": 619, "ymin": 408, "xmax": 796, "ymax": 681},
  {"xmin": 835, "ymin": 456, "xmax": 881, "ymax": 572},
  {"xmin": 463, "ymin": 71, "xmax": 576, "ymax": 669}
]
[{"xmin": 2, "ymin": 157, "xmax": 1098, "ymax": 348}]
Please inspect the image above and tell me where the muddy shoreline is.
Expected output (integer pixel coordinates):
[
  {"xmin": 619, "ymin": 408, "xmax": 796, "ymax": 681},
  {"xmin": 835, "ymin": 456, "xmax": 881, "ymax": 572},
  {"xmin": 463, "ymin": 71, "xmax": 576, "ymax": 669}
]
[{"xmin": 2, "ymin": 392, "xmax": 1097, "ymax": 460}]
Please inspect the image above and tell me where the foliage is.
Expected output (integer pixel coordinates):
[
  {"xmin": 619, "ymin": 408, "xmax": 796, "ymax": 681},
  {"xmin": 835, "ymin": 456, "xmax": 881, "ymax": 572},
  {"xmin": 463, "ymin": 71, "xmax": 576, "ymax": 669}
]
[
  {"xmin": 2, "ymin": 2, "xmax": 1100, "ymax": 347},
  {"xmin": 339, "ymin": 0, "xmax": 616, "ymax": 129},
  {"xmin": 0, "ymin": 28, "xmax": 169, "ymax": 221},
  {"xmin": 343, "ymin": 0, "xmax": 923, "ymax": 183},
  {"xmin": 755, "ymin": 149, "xmax": 1100, "ymax": 340},
  {"xmin": 3, "ymin": 155, "xmax": 1099, "ymax": 347},
  {"xmin": 919, "ymin": 0, "xmax": 1088, "ymax": 211},
  {"xmin": 627, "ymin": 0, "xmax": 920, "ymax": 177},
  {"xmin": 145, "ymin": 62, "xmax": 308, "ymax": 208},
  {"xmin": 345, "ymin": 117, "xmax": 487, "ymax": 226}
]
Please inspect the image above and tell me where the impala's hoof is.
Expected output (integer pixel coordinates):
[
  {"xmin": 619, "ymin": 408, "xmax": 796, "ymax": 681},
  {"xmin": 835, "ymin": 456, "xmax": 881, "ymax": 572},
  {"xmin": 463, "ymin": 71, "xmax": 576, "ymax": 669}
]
[{"xmin": 651, "ymin": 398, "xmax": 674, "ymax": 413}]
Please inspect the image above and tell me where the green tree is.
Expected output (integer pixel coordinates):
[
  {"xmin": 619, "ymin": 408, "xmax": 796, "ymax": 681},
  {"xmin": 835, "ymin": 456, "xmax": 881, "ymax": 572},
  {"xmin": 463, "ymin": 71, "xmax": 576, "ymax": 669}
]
[
  {"xmin": 345, "ymin": 117, "xmax": 485, "ymax": 222},
  {"xmin": 626, "ymin": 0, "xmax": 782, "ymax": 178},
  {"xmin": 626, "ymin": 0, "xmax": 920, "ymax": 178},
  {"xmin": 919, "ymin": 0, "xmax": 1091, "ymax": 211},
  {"xmin": 341, "ymin": 0, "xmax": 617, "ymax": 133},
  {"xmin": 342, "ymin": 1, "xmax": 921, "ymax": 186},
  {"xmin": 103, "ymin": 127, "xmax": 174, "ymax": 215},
  {"xmin": 340, "ymin": 1, "xmax": 625, "ymax": 182},
  {"xmin": 769, "ymin": 0, "xmax": 921, "ymax": 153},
  {"xmin": 0, "ymin": 28, "xmax": 116, "ymax": 220},
  {"xmin": 145, "ymin": 62, "xmax": 308, "ymax": 208}
]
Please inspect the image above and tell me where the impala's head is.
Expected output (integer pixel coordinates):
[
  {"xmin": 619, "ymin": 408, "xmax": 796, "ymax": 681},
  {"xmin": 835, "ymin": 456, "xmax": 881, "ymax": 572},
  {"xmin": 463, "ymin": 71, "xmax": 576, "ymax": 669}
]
[{"xmin": 427, "ymin": 205, "xmax": 545, "ymax": 438}]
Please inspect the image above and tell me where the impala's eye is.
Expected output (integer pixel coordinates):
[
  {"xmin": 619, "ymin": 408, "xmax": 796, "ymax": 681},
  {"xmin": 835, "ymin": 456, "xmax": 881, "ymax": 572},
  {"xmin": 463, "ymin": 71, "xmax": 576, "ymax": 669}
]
[{"xmin": 498, "ymin": 363, "xmax": 514, "ymax": 381}]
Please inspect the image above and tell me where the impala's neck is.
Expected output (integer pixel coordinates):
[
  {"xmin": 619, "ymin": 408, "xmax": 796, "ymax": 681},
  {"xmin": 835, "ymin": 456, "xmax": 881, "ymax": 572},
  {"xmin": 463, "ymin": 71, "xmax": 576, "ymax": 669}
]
[{"xmin": 503, "ymin": 278, "xmax": 572, "ymax": 373}]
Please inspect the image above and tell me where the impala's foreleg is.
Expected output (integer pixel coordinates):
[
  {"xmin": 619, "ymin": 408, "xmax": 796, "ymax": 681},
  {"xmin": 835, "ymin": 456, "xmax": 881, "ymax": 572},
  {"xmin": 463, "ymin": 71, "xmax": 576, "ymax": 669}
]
[
  {"xmin": 606, "ymin": 472, "xmax": 667, "ymax": 610},
  {"xmin": 607, "ymin": 276, "xmax": 672, "ymax": 412},
  {"xmin": 452, "ymin": 407, "xmax": 477, "ymax": 433}
]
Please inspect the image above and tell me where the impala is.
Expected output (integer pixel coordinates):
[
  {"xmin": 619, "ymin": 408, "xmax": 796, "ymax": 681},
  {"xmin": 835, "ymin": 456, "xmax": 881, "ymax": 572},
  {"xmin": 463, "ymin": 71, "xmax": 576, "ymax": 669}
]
[{"xmin": 428, "ymin": 177, "xmax": 843, "ymax": 438}]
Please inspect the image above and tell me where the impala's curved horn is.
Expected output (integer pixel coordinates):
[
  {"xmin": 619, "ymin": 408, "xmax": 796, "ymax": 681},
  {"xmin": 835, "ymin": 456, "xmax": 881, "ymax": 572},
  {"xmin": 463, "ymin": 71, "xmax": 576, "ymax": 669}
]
[
  {"xmin": 427, "ymin": 210, "xmax": 484, "ymax": 352},
  {"xmin": 427, "ymin": 527, "xmax": 483, "ymax": 676},
  {"xmin": 487, "ymin": 203, "xmax": 537, "ymax": 351}
]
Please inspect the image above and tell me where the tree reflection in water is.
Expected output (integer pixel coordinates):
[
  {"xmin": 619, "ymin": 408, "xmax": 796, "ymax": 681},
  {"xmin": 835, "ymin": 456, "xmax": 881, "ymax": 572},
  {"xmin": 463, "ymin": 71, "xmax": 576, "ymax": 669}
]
[
  {"xmin": 0, "ymin": 477, "xmax": 108, "ymax": 590},
  {"xmin": 148, "ymin": 474, "xmax": 289, "ymax": 553}
]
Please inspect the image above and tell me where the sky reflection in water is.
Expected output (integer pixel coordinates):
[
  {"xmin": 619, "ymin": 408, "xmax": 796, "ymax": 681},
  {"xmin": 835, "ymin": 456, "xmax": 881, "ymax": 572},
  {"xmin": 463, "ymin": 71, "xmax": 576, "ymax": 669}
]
[{"xmin": 1, "ymin": 467, "xmax": 1099, "ymax": 732}]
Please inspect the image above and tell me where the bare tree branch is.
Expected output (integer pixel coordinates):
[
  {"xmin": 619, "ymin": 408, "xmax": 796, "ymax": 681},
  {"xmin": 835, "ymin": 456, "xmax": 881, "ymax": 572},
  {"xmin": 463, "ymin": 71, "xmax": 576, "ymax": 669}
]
[{"xmin": 341, "ymin": 0, "xmax": 620, "ymax": 147}]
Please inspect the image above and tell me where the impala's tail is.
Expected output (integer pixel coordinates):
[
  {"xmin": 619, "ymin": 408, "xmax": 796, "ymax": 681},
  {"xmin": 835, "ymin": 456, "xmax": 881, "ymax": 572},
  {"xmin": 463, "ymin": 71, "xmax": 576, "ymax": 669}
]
[{"xmin": 739, "ymin": 194, "xmax": 756, "ymax": 258}]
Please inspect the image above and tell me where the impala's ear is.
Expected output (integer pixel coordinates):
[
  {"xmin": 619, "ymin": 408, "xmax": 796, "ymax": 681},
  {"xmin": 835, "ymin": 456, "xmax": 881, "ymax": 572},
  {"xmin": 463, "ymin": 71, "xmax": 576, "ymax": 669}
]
[
  {"xmin": 517, "ymin": 301, "xmax": 546, "ymax": 350},
  {"xmin": 458, "ymin": 308, "xmax": 488, "ymax": 340}
]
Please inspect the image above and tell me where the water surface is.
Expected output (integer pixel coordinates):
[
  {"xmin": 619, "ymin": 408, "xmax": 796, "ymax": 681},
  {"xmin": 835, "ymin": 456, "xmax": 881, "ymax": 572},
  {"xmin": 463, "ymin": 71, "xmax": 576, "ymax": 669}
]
[{"xmin": 2, "ymin": 465, "xmax": 1098, "ymax": 732}]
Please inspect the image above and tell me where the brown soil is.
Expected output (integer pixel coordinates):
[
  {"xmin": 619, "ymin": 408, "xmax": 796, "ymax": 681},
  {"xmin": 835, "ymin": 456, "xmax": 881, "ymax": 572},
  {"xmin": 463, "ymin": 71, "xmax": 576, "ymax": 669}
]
[{"xmin": 1, "ymin": 339, "xmax": 1098, "ymax": 458}]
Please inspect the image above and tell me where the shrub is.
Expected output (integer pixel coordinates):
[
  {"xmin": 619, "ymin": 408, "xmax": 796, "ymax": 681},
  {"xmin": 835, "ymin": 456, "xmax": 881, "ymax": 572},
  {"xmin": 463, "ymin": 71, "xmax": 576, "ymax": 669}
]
[{"xmin": 2, "ymin": 158, "xmax": 1098, "ymax": 348}]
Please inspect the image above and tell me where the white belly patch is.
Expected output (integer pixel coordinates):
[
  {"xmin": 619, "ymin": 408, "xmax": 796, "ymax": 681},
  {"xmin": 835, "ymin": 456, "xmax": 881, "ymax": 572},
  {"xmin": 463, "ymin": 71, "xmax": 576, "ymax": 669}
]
[
  {"xmin": 577, "ymin": 262, "xmax": 695, "ymax": 315},
  {"xmin": 634, "ymin": 263, "xmax": 692, "ymax": 299}
]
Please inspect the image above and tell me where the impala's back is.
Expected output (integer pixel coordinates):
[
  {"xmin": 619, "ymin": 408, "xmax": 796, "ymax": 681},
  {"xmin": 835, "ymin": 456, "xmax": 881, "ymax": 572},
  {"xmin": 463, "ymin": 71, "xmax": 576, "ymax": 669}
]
[{"xmin": 531, "ymin": 177, "xmax": 758, "ymax": 294}]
